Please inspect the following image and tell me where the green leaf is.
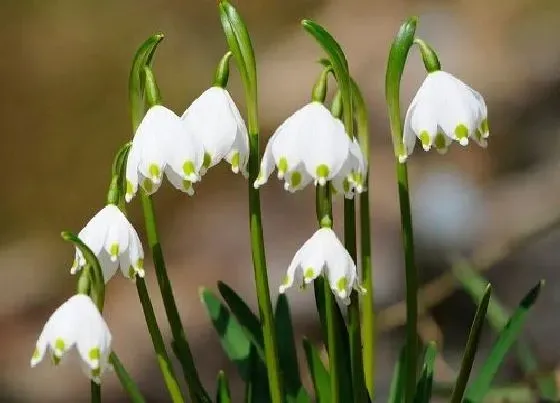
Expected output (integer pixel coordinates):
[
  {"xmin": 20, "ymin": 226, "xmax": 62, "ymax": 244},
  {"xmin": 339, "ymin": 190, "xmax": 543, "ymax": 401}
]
[
  {"xmin": 200, "ymin": 287, "xmax": 254, "ymax": 379},
  {"xmin": 450, "ymin": 285, "xmax": 492, "ymax": 403},
  {"xmin": 414, "ymin": 342, "xmax": 437, "ymax": 403},
  {"xmin": 244, "ymin": 345, "xmax": 270, "ymax": 403},
  {"xmin": 216, "ymin": 371, "xmax": 232, "ymax": 403},
  {"xmin": 464, "ymin": 281, "xmax": 544, "ymax": 402},
  {"xmin": 109, "ymin": 352, "xmax": 146, "ymax": 403},
  {"xmin": 388, "ymin": 346, "xmax": 407, "ymax": 403},
  {"xmin": 275, "ymin": 294, "xmax": 311, "ymax": 403},
  {"xmin": 128, "ymin": 33, "xmax": 164, "ymax": 131},
  {"xmin": 61, "ymin": 231, "xmax": 105, "ymax": 311},
  {"xmin": 218, "ymin": 281, "xmax": 264, "ymax": 355},
  {"xmin": 454, "ymin": 261, "xmax": 558, "ymax": 401},
  {"xmin": 303, "ymin": 338, "xmax": 331, "ymax": 403}
]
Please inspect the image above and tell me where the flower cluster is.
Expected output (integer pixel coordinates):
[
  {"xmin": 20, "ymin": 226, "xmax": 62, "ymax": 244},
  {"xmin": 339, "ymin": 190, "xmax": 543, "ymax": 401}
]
[
  {"xmin": 400, "ymin": 70, "xmax": 489, "ymax": 162},
  {"xmin": 125, "ymin": 87, "xmax": 249, "ymax": 201},
  {"xmin": 254, "ymin": 102, "xmax": 367, "ymax": 197}
]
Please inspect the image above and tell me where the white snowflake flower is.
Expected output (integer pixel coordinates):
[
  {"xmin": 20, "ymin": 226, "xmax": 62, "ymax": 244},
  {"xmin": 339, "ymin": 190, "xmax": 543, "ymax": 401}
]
[
  {"xmin": 279, "ymin": 228, "xmax": 364, "ymax": 304},
  {"xmin": 125, "ymin": 105, "xmax": 204, "ymax": 201},
  {"xmin": 70, "ymin": 204, "xmax": 144, "ymax": 282},
  {"xmin": 401, "ymin": 70, "xmax": 489, "ymax": 162},
  {"xmin": 30, "ymin": 294, "xmax": 112, "ymax": 384},
  {"xmin": 254, "ymin": 102, "xmax": 352, "ymax": 192},
  {"xmin": 331, "ymin": 138, "xmax": 368, "ymax": 199},
  {"xmin": 181, "ymin": 87, "xmax": 249, "ymax": 176}
]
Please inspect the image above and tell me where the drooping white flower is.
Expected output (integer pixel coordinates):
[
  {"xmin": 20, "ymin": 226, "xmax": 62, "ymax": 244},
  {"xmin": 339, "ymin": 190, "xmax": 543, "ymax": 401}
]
[
  {"xmin": 254, "ymin": 102, "xmax": 353, "ymax": 192},
  {"xmin": 30, "ymin": 294, "xmax": 112, "ymax": 383},
  {"xmin": 331, "ymin": 138, "xmax": 368, "ymax": 199},
  {"xmin": 401, "ymin": 70, "xmax": 489, "ymax": 162},
  {"xmin": 181, "ymin": 87, "xmax": 249, "ymax": 176},
  {"xmin": 279, "ymin": 228, "xmax": 364, "ymax": 304},
  {"xmin": 125, "ymin": 105, "xmax": 204, "ymax": 201},
  {"xmin": 70, "ymin": 204, "xmax": 144, "ymax": 282}
]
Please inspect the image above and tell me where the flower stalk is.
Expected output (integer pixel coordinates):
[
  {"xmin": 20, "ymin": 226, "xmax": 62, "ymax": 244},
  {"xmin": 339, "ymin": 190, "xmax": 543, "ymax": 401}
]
[
  {"xmin": 218, "ymin": 2, "xmax": 283, "ymax": 402},
  {"xmin": 385, "ymin": 17, "xmax": 419, "ymax": 403}
]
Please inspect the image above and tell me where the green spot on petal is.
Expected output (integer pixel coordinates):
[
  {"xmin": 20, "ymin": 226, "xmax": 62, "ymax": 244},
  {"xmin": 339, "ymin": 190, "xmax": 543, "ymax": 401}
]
[
  {"xmin": 419, "ymin": 130, "xmax": 431, "ymax": 148},
  {"xmin": 148, "ymin": 163, "xmax": 160, "ymax": 179},
  {"xmin": 336, "ymin": 277, "xmax": 348, "ymax": 293},
  {"xmin": 316, "ymin": 164, "xmax": 329, "ymax": 180},
  {"xmin": 455, "ymin": 124, "xmax": 469, "ymax": 140},
  {"xmin": 434, "ymin": 132, "xmax": 447, "ymax": 150},
  {"xmin": 481, "ymin": 118, "xmax": 489, "ymax": 134},
  {"xmin": 91, "ymin": 367, "xmax": 101, "ymax": 378},
  {"xmin": 278, "ymin": 157, "xmax": 288, "ymax": 175},
  {"xmin": 126, "ymin": 180, "xmax": 134, "ymax": 196},
  {"xmin": 32, "ymin": 347, "xmax": 40, "ymax": 360},
  {"xmin": 142, "ymin": 178, "xmax": 153, "ymax": 193},
  {"xmin": 183, "ymin": 161, "xmax": 196, "ymax": 177},
  {"xmin": 109, "ymin": 243, "xmax": 119, "ymax": 258},
  {"xmin": 304, "ymin": 268, "xmax": 315, "ymax": 280},
  {"xmin": 290, "ymin": 171, "xmax": 302, "ymax": 188},
  {"xmin": 203, "ymin": 152, "xmax": 212, "ymax": 169},
  {"xmin": 89, "ymin": 347, "xmax": 101, "ymax": 362},
  {"xmin": 281, "ymin": 275, "xmax": 290, "ymax": 286},
  {"xmin": 343, "ymin": 178, "xmax": 350, "ymax": 193},
  {"xmin": 128, "ymin": 266, "xmax": 136, "ymax": 278},
  {"xmin": 54, "ymin": 338, "xmax": 65, "ymax": 355},
  {"xmin": 136, "ymin": 258, "xmax": 144, "ymax": 269},
  {"xmin": 230, "ymin": 152, "xmax": 240, "ymax": 169},
  {"xmin": 182, "ymin": 179, "xmax": 192, "ymax": 191}
]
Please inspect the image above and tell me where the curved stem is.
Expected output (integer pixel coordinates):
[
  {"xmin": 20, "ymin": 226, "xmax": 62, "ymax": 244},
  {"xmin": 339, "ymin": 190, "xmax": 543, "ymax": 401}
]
[
  {"xmin": 135, "ymin": 278, "xmax": 185, "ymax": 403},
  {"xmin": 385, "ymin": 17, "xmax": 419, "ymax": 403}
]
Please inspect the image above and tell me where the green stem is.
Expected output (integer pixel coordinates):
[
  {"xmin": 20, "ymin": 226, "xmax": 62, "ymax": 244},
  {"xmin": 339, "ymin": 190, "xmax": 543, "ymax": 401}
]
[
  {"xmin": 218, "ymin": 2, "xmax": 283, "ymax": 401},
  {"xmin": 396, "ymin": 161, "xmax": 419, "ymax": 403},
  {"xmin": 109, "ymin": 352, "xmax": 146, "ymax": 403},
  {"xmin": 140, "ymin": 194, "xmax": 210, "ymax": 403},
  {"xmin": 315, "ymin": 184, "xmax": 340, "ymax": 402},
  {"xmin": 351, "ymin": 78, "xmax": 375, "ymax": 397},
  {"xmin": 344, "ymin": 199, "xmax": 366, "ymax": 403},
  {"xmin": 91, "ymin": 382, "xmax": 100, "ymax": 403},
  {"xmin": 385, "ymin": 17, "xmax": 419, "ymax": 403},
  {"xmin": 135, "ymin": 278, "xmax": 185, "ymax": 403}
]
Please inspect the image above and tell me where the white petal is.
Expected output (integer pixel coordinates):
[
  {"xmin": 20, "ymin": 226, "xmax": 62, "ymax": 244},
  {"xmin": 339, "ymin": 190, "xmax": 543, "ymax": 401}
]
[
  {"xmin": 402, "ymin": 96, "xmax": 420, "ymax": 160},
  {"xmin": 279, "ymin": 249, "xmax": 304, "ymax": 294},
  {"xmin": 128, "ymin": 228, "xmax": 145, "ymax": 278},
  {"xmin": 165, "ymin": 166, "xmax": 195, "ymax": 196},
  {"xmin": 283, "ymin": 164, "xmax": 313, "ymax": 193},
  {"xmin": 271, "ymin": 113, "xmax": 304, "ymax": 179},
  {"xmin": 298, "ymin": 240, "xmax": 326, "ymax": 284},
  {"xmin": 166, "ymin": 126, "xmax": 204, "ymax": 184},
  {"xmin": 254, "ymin": 133, "xmax": 277, "ymax": 188},
  {"xmin": 410, "ymin": 93, "xmax": 439, "ymax": 151},
  {"xmin": 102, "ymin": 207, "xmax": 130, "ymax": 263},
  {"xmin": 124, "ymin": 145, "xmax": 140, "ymax": 203}
]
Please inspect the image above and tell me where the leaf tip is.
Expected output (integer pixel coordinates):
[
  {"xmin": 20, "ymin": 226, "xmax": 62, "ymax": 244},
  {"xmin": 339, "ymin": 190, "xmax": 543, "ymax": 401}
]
[{"xmin": 521, "ymin": 280, "xmax": 544, "ymax": 308}]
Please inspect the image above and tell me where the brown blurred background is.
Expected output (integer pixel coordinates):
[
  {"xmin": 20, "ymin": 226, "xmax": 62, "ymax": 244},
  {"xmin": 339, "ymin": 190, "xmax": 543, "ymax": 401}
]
[{"xmin": 4, "ymin": 0, "xmax": 560, "ymax": 401}]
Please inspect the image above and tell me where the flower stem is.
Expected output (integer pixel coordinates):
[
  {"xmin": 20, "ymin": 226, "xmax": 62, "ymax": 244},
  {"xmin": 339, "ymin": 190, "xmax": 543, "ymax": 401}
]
[
  {"xmin": 218, "ymin": 2, "xmax": 283, "ymax": 401},
  {"xmin": 385, "ymin": 17, "xmax": 420, "ymax": 403},
  {"xmin": 315, "ymin": 184, "xmax": 341, "ymax": 402},
  {"xmin": 140, "ymin": 193, "xmax": 210, "ymax": 403},
  {"xmin": 90, "ymin": 382, "xmax": 100, "ymax": 403},
  {"xmin": 109, "ymin": 352, "xmax": 146, "ymax": 403},
  {"xmin": 351, "ymin": 78, "xmax": 376, "ymax": 398},
  {"xmin": 135, "ymin": 277, "xmax": 185, "ymax": 403}
]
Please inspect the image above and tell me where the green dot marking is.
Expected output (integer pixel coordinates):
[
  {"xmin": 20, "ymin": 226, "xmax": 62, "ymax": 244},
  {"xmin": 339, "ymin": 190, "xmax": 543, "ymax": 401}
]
[
  {"xmin": 142, "ymin": 178, "xmax": 153, "ymax": 193},
  {"xmin": 54, "ymin": 338, "xmax": 65, "ymax": 355},
  {"xmin": 148, "ymin": 163, "xmax": 160, "ymax": 179},
  {"xmin": 434, "ymin": 132, "xmax": 447, "ymax": 150},
  {"xmin": 203, "ymin": 152, "xmax": 212, "ymax": 169},
  {"xmin": 278, "ymin": 157, "xmax": 288, "ymax": 175},
  {"xmin": 183, "ymin": 161, "xmax": 196, "ymax": 177},
  {"xmin": 316, "ymin": 164, "xmax": 329, "ymax": 180},
  {"xmin": 455, "ymin": 124, "xmax": 469, "ymax": 140},
  {"xmin": 230, "ymin": 152, "xmax": 240, "ymax": 169},
  {"xmin": 109, "ymin": 243, "xmax": 119, "ymax": 258},
  {"xmin": 419, "ymin": 130, "xmax": 431, "ymax": 148},
  {"xmin": 290, "ymin": 171, "xmax": 302, "ymax": 188},
  {"xmin": 304, "ymin": 268, "xmax": 315, "ymax": 280},
  {"xmin": 336, "ymin": 277, "xmax": 348, "ymax": 292}
]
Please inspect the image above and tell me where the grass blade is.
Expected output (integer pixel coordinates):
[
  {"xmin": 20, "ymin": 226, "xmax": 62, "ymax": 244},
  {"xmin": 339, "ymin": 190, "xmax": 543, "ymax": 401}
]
[
  {"xmin": 303, "ymin": 338, "xmax": 331, "ymax": 403},
  {"xmin": 414, "ymin": 342, "xmax": 437, "ymax": 403}
]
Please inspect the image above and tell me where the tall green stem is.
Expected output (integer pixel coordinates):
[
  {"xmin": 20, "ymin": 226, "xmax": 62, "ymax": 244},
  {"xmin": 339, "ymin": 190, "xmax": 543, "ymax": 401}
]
[
  {"xmin": 91, "ymin": 382, "xmax": 100, "ymax": 403},
  {"xmin": 218, "ymin": 2, "xmax": 283, "ymax": 401},
  {"xmin": 385, "ymin": 17, "xmax": 419, "ymax": 403},
  {"xmin": 135, "ymin": 278, "xmax": 185, "ymax": 403},
  {"xmin": 351, "ymin": 79, "xmax": 375, "ymax": 397}
]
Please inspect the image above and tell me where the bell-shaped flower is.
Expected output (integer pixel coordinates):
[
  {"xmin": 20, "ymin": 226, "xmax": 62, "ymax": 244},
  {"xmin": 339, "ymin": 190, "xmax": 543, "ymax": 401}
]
[
  {"xmin": 125, "ymin": 105, "xmax": 204, "ymax": 201},
  {"xmin": 181, "ymin": 87, "xmax": 249, "ymax": 176},
  {"xmin": 30, "ymin": 294, "xmax": 112, "ymax": 383},
  {"xmin": 331, "ymin": 138, "xmax": 367, "ymax": 199},
  {"xmin": 254, "ymin": 102, "xmax": 352, "ymax": 192},
  {"xmin": 401, "ymin": 70, "xmax": 489, "ymax": 162},
  {"xmin": 279, "ymin": 228, "xmax": 364, "ymax": 304},
  {"xmin": 70, "ymin": 204, "xmax": 144, "ymax": 282}
]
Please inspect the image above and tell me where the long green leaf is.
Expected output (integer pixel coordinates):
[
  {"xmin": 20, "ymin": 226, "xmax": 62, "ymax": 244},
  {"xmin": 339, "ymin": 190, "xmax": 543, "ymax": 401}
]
[
  {"xmin": 275, "ymin": 294, "xmax": 311, "ymax": 403},
  {"xmin": 464, "ymin": 281, "xmax": 544, "ymax": 402},
  {"xmin": 243, "ymin": 345, "xmax": 270, "ymax": 403},
  {"xmin": 216, "ymin": 371, "xmax": 232, "ymax": 403},
  {"xmin": 450, "ymin": 285, "xmax": 492, "ymax": 403},
  {"xmin": 303, "ymin": 338, "xmax": 331, "ymax": 403},
  {"xmin": 454, "ymin": 262, "xmax": 558, "ymax": 400},
  {"xmin": 414, "ymin": 342, "xmax": 437, "ymax": 403},
  {"xmin": 109, "ymin": 352, "xmax": 146, "ymax": 403},
  {"xmin": 389, "ymin": 346, "xmax": 407, "ymax": 403},
  {"xmin": 218, "ymin": 281, "xmax": 264, "ymax": 354}
]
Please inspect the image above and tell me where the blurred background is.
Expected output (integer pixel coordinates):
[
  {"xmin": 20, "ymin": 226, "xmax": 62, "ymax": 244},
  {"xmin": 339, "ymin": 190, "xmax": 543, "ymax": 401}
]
[{"xmin": 4, "ymin": 0, "xmax": 560, "ymax": 401}]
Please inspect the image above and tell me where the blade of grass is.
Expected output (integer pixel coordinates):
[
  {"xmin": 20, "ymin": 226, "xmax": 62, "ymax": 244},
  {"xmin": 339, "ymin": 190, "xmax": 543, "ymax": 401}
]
[
  {"xmin": 389, "ymin": 346, "xmax": 407, "ymax": 403},
  {"xmin": 414, "ymin": 342, "xmax": 437, "ymax": 403},
  {"xmin": 303, "ymin": 338, "xmax": 332, "ymax": 403}
]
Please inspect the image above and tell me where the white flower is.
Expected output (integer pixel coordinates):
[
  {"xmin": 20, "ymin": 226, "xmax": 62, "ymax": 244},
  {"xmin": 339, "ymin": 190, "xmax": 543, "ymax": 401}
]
[
  {"xmin": 181, "ymin": 87, "xmax": 249, "ymax": 176},
  {"xmin": 331, "ymin": 138, "xmax": 367, "ymax": 199},
  {"xmin": 279, "ymin": 228, "xmax": 364, "ymax": 304},
  {"xmin": 30, "ymin": 294, "xmax": 112, "ymax": 383},
  {"xmin": 401, "ymin": 70, "xmax": 489, "ymax": 162},
  {"xmin": 70, "ymin": 204, "xmax": 144, "ymax": 282},
  {"xmin": 254, "ymin": 102, "xmax": 353, "ymax": 192},
  {"xmin": 125, "ymin": 105, "xmax": 204, "ymax": 201}
]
